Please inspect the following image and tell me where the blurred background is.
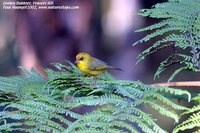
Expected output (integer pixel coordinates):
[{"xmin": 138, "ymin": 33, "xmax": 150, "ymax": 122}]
[
  {"xmin": 0, "ymin": 0, "xmax": 170, "ymax": 82},
  {"xmin": 0, "ymin": 0, "xmax": 198, "ymax": 132}
]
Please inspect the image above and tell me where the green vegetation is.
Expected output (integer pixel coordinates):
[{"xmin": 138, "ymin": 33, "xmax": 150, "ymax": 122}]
[
  {"xmin": 0, "ymin": 63, "xmax": 190, "ymax": 132},
  {"xmin": 134, "ymin": 0, "xmax": 200, "ymax": 132}
]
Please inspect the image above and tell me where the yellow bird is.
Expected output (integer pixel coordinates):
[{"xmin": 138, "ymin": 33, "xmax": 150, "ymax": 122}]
[{"xmin": 75, "ymin": 52, "xmax": 122, "ymax": 76}]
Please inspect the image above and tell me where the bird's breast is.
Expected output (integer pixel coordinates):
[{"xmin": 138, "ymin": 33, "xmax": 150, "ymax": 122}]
[
  {"xmin": 77, "ymin": 62, "xmax": 102, "ymax": 76},
  {"xmin": 77, "ymin": 62, "xmax": 88, "ymax": 71}
]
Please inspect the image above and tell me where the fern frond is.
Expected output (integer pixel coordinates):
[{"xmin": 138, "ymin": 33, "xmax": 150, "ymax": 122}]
[
  {"xmin": 153, "ymin": 86, "xmax": 191, "ymax": 102},
  {"xmin": 173, "ymin": 94, "xmax": 200, "ymax": 133},
  {"xmin": 193, "ymin": 94, "xmax": 200, "ymax": 103},
  {"xmin": 134, "ymin": 0, "xmax": 200, "ymax": 80},
  {"xmin": 173, "ymin": 112, "xmax": 200, "ymax": 133},
  {"xmin": 145, "ymin": 100, "xmax": 179, "ymax": 123},
  {"xmin": 144, "ymin": 92, "xmax": 189, "ymax": 110},
  {"xmin": 0, "ymin": 63, "xmax": 190, "ymax": 132}
]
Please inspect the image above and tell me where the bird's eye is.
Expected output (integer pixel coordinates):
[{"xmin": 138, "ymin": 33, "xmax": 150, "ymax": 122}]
[{"xmin": 79, "ymin": 57, "xmax": 84, "ymax": 61}]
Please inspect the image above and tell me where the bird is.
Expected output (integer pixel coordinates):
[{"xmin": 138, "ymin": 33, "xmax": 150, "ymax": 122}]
[{"xmin": 75, "ymin": 52, "xmax": 122, "ymax": 76}]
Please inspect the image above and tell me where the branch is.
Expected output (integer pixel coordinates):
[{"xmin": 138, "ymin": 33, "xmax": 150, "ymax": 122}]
[{"xmin": 151, "ymin": 81, "xmax": 200, "ymax": 87}]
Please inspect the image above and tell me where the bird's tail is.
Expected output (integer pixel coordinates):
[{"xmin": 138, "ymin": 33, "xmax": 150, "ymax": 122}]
[{"xmin": 108, "ymin": 66, "xmax": 123, "ymax": 71}]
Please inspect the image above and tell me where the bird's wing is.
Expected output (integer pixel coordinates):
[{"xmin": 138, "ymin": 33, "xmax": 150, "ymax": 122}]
[{"xmin": 89, "ymin": 57, "xmax": 108, "ymax": 71}]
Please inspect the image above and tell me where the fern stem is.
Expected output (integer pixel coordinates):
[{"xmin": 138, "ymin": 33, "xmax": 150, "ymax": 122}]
[{"xmin": 152, "ymin": 81, "xmax": 200, "ymax": 87}]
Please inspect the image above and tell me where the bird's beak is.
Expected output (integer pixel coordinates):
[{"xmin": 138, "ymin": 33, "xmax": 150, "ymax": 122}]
[{"xmin": 74, "ymin": 60, "xmax": 79, "ymax": 64}]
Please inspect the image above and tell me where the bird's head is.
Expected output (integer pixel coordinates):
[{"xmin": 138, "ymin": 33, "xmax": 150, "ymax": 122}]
[{"xmin": 75, "ymin": 52, "xmax": 91, "ymax": 64}]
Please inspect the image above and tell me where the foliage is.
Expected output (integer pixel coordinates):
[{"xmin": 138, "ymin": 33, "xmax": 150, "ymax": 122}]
[
  {"xmin": 0, "ymin": 63, "xmax": 190, "ymax": 133},
  {"xmin": 134, "ymin": 0, "xmax": 200, "ymax": 81},
  {"xmin": 133, "ymin": 0, "xmax": 200, "ymax": 132},
  {"xmin": 173, "ymin": 94, "xmax": 200, "ymax": 133}
]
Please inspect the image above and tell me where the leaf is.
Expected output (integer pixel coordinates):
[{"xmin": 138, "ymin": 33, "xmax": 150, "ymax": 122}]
[{"xmin": 168, "ymin": 67, "xmax": 188, "ymax": 82}]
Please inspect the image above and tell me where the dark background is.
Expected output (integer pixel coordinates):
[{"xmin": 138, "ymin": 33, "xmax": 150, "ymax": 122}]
[{"xmin": 0, "ymin": 0, "xmax": 171, "ymax": 82}]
